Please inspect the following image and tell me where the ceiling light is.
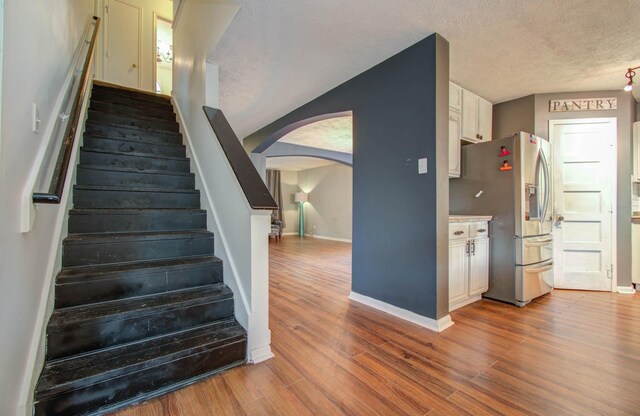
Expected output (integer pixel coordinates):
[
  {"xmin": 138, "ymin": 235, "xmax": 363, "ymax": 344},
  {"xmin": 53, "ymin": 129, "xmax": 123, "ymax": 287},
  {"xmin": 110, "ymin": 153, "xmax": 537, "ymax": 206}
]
[{"xmin": 624, "ymin": 66, "xmax": 639, "ymax": 92}]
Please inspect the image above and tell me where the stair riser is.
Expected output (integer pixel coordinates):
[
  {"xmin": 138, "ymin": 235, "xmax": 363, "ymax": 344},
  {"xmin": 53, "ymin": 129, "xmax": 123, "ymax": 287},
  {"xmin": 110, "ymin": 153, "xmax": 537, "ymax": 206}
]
[
  {"xmin": 92, "ymin": 85, "xmax": 172, "ymax": 105},
  {"xmin": 80, "ymin": 150, "xmax": 190, "ymax": 172},
  {"xmin": 85, "ymin": 124, "xmax": 182, "ymax": 146},
  {"xmin": 90, "ymin": 100, "xmax": 175, "ymax": 122},
  {"xmin": 76, "ymin": 167, "xmax": 194, "ymax": 189},
  {"xmin": 83, "ymin": 137, "xmax": 186, "ymax": 157},
  {"xmin": 46, "ymin": 297, "xmax": 235, "ymax": 360},
  {"xmin": 63, "ymin": 235, "xmax": 213, "ymax": 267},
  {"xmin": 35, "ymin": 339, "xmax": 245, "ymax": 416},
  {"xmin": 88, "ymin": 110, "xmax": 179, "ymax": 133},
  {"xmin": 73, "ymin": 189, "xmax": 200, "ymax": 209},
  {"xmin": 56, "ymin": 263, "xmax": 223, "ymax": 308},
  {"xmin": 69, "ymin": 211, "xmax": 205, "ymax": 234}
]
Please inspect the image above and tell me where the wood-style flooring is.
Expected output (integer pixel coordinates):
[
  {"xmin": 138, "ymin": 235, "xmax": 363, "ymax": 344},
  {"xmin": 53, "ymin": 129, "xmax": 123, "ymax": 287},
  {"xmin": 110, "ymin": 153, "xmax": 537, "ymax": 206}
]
[{"xmin": 114, "ymin": 236, "xmax": 640, "ymax": 415}]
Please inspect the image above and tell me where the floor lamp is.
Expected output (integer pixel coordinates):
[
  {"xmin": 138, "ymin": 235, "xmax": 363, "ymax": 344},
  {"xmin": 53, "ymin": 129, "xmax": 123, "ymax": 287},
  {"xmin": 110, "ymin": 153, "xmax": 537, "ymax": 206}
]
[{"xmin": 294, "ymin": 192, "xmax": 308, "ymax": 237}]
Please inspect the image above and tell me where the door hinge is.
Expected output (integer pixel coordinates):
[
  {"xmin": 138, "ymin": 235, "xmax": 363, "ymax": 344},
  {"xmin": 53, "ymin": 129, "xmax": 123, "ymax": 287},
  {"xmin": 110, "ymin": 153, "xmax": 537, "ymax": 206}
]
[
  {"xmin": 607, "ymin": 264, "xmax": 614, "ymax": 279},
  {"xmin": 105, "ymin": 5, "xmax": 109, "ymax": 13}
]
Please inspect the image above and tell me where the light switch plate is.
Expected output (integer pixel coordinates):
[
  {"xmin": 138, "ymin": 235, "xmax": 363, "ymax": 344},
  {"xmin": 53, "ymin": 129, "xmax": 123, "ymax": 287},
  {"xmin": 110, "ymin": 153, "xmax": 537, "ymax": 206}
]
[
  {"xmin": 32, "ymin": 103, "xmax": 41, "ymax": 133},
  {"xmin": 418, "ymin": 158, "xmax": 428, "ymax": 174}
]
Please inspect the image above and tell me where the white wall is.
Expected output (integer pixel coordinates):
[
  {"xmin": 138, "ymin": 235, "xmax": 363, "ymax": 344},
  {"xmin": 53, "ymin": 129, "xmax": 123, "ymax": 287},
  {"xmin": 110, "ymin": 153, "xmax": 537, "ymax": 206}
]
[
  {"xmin": 279, "ymin": 170, "xmax": 299, "ymax": 233},
  {"xmin": 0, "ymin": 2, "xmax": 94, "ymax": 415},
  {"xmin": 173, "ymin": 0, "xmax": 273, "ymax": 363},
  {"xmin": 297, "ymin": 163, "xmax": 353, "ymax": 241},
  {"xmin": 94, "ymin": 0, "xmax": 173, "ymax": 92}
]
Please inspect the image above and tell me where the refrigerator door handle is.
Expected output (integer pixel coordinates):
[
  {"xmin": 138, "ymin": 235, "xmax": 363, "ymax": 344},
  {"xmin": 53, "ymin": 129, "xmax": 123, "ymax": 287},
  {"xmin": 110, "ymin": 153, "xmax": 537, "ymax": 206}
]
[
  {"xmin": 538, "ymin": 148, "xmax": 551, "ymax": 228},
  {"xmin": 524, "ymin": 237, "xmax": 553, "ymax": 246}
]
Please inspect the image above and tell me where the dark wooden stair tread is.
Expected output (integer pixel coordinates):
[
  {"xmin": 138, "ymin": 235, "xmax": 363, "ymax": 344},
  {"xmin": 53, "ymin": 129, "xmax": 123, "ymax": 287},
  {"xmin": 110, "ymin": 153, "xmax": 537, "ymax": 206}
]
[
  {"xmin": 49, "ymin": 284, "xmax": 232, "ymax": 327},
  {"xmin": 83, "ymin": 134, "xmax": 185, "ymax": 149},
  {"xmin": 63, "ymin": 229, "xmax": 212, "ymax": 245},
  {"xmin": 73, "ymin": 184, "xmax": 199, "ymax": 194},
  {"xmin": 36, "ymin": 319, "xmax": 245, "ymax": 399},
  {"xmin": 57, "ymin": 255, "xmax": 220, "ymax": 283},
  {"xmin": 76, "ymin": 164, "xmax": 193, "ymax": 177},
  {"xmin": 80, "ymin": 147, "xmax": 188, "ymax": 162}
]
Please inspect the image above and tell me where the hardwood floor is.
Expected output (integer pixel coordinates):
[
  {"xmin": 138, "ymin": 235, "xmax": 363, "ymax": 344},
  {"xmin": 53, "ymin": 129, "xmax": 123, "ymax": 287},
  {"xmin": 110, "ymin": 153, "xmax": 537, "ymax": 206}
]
[{"xmin": 114, "ymin": 236, "xmax": 640, "ymax": 415}]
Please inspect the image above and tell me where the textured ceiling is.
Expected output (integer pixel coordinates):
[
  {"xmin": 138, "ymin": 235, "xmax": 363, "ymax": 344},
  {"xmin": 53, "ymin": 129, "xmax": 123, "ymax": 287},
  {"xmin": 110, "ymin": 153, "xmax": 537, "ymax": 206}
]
[
  {"xmin": 210, "ymin": 0, "xmax": 640, "ymax": 140},
  {"xmin": 266, "ymin": 156, "xmax": 337, "ymax": 171},
  {"xmin": 279, "ymin": 115, "xmax": 352, "ymax": 153}
]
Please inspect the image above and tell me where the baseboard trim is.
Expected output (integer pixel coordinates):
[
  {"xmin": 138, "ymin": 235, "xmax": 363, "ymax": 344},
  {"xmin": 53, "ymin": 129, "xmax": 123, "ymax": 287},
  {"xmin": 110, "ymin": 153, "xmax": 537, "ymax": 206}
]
[
  {"xmin": 305, "ymin": 234, "xmax": 352, "ymax": 243},
  {"xmin": 248, "ymin": 345, "xmax": 275, "ymax": 364},
  {"xmin": 617, "ymin": 286, "xmax": 636, "ymax": 294},
  {"xmin": 449, "ymin": 294, "xmax": 482, "ymax": 312},
  {"xmin": 348, "ymin": 291, "xmax": 454, "ymax": 333},
  {"xmin": 282, "ymin": 232, "xmax": 298, "ymax": 236}
]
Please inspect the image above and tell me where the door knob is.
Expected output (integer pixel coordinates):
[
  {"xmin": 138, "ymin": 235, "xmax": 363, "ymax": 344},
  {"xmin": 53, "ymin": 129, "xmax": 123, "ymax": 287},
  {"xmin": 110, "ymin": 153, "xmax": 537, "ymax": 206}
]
[
  {"xmin": 556, "ymin": 215, "xmax": 565, "ymax": 222},
  {"xmin": 132, "ymin": 63, "xmax": 137, "ymax": 68}
]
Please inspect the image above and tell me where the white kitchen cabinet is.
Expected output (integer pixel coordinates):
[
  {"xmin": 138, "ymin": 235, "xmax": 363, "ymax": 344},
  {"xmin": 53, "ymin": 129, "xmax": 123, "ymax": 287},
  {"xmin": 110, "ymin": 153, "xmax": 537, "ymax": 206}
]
[
  {"xmin": 449, "ymin": 220, "xmax": 490, "ymax": 311},
  {"xmin": 448, "ymin": 110, "xmax": 461, "ymax": 178},
  {"xmin": 633, "ymin": 122, "xmax": 639, "ymax": 181},
  {"xmin": 468, "ymin": 237, "xmax": 489, "ymax": 295},
  {"xmin": 449, "ymin": 82, "xmax": 462, "ymax": 112},
  {"xmin": 449, "ymin": 239, "xmax": 469, "ymax": 304},
  {"xmin": 461, "ymin": 88, "xmax": 492, "ymax": 143},
  {"xmin": 633, "ymin": 222, "xmax": 640, "ymax": 284}
]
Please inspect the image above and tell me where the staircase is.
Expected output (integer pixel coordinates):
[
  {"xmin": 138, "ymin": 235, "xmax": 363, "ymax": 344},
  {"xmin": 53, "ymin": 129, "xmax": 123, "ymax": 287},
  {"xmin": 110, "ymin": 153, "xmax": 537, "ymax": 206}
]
[{"xmin": 34, "ymin": 82, "xmax": 247, "ymax": 416}]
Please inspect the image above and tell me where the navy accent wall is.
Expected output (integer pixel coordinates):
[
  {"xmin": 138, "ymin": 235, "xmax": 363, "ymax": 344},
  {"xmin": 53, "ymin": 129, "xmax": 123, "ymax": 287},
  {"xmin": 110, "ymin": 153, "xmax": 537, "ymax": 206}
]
[{"xmin": 244, "ymin": 33, "xmax": 449, "ymax": 319}]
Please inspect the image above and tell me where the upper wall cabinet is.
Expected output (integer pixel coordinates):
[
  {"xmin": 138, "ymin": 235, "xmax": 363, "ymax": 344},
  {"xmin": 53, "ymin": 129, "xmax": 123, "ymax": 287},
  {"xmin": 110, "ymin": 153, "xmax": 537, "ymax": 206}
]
[
  {"xmin": 449, "ymin": 82, "xmax": 462, "ymax": 112},
  {"xmin": 449, "ymin": 82, "xmax": 493, "ymax": 178},
  {"xmin": 461, "ymin": 88, "xmax": 492, "ymax": 143}
]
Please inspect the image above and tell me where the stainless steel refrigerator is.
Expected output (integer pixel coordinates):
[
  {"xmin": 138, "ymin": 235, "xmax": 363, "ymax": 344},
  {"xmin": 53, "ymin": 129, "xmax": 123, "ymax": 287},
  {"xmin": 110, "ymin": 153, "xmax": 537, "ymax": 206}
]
[{"xmin": 450, "ymin": 132, "xmax": 553, "ymax": 306}]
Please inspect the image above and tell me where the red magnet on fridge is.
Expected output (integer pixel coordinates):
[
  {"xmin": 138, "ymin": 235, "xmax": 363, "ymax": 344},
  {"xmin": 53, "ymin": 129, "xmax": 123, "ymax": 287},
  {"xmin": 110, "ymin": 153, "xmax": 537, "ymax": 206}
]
[
  {"xmin": 499, "ymin": 160, "xmax": 513, "ymax": 171},
  {"xmin": 499, "ymin": 146, "xmax": 511, "ymax": 157}
]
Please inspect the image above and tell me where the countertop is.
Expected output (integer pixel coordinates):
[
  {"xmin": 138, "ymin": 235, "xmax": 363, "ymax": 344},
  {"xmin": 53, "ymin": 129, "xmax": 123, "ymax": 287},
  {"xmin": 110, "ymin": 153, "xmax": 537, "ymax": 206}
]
[{"xmin": 449, "ymin": 215, "xmax": 493, "ymax": 223}]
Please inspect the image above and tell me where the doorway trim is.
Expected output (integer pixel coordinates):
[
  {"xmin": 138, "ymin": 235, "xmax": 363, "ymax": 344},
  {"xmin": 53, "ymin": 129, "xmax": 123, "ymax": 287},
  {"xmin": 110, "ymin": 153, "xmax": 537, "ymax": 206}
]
[
  {"xmin": 152, "ymin": 12, "xmax": 172, "ymax": 95},
  {"xmin": 548, "ymin": 117, "xmax": 617, "ymax": 292}
]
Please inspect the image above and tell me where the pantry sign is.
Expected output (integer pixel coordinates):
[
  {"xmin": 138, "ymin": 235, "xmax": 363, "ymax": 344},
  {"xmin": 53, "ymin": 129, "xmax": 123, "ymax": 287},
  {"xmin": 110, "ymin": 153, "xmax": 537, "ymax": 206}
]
[{"xmin": 549, "ymin": 98, "xmax": 617, "ymax": 112}]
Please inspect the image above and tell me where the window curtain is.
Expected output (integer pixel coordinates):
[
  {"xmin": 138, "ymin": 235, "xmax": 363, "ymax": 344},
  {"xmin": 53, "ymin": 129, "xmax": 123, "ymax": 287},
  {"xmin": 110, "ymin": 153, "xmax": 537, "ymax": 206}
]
[{"xmin": 266, "ymin": 169, "xmax": 286, "ymax": 228}]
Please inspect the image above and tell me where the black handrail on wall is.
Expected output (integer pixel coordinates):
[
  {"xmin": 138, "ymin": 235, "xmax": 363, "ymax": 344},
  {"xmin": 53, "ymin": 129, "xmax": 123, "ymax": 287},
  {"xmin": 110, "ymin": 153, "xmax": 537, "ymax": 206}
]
[
  {"xmin": 33, "ymin": 16, "xmax": 101, "ymax": 204},
  {"xmin": 202, "ymin": 107, "xmax": 278, "ymax": 210}
]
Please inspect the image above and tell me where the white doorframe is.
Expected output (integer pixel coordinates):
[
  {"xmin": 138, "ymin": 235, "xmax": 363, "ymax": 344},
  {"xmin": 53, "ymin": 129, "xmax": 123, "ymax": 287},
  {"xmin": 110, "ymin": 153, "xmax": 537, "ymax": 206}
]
[
  {"xmin": 152, "ymin": 12, "xmax": 172, "ymax": 95},
  {"xmin": 104, "ymin": 0, "xmax": 143, "ymax": 88},
  {"xmin": 549, "ymin": 117, "xmax": 617, "ymax": 292}
]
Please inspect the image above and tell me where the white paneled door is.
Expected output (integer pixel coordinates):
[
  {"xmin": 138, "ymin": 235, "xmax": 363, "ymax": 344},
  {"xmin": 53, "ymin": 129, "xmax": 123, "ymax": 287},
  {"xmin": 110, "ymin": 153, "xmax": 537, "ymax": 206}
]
[
  {"xmin": 550, "ymin": 118, "xmax": 616, "ymax": 291},
  {"xmin": 106, "ymin": 0, "xmax": 142, "ymax": 89}
]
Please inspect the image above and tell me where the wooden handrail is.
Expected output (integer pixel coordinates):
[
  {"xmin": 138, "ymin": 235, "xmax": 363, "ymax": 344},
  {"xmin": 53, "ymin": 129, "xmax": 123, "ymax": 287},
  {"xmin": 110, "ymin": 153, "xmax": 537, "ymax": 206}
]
[
  {"xmin": 202, "ymin": 107, "xmax": 278, "ymax": 210},
  {"xmin": 33, "ymin": 16, "xmax": 100, "ymax": 204}
]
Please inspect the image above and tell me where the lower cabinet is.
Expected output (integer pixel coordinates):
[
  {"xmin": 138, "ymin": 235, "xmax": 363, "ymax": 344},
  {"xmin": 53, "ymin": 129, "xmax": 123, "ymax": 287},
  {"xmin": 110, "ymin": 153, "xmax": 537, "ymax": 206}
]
[
  {"xmin": 449, "ymin": 221, "xmax": 489, "ymax": 311},
  {"xmin": 633, "ymin": 222, "xmax": 640, "ymax": 284}
]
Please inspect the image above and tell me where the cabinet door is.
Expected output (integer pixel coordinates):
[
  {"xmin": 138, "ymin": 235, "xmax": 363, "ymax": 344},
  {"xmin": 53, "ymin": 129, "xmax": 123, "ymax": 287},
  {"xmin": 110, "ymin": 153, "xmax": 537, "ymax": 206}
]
[
  {"xmin": 468, "ymin": 238, "xmax": 489, "ymax": 295},
  {"xmin": 449, "ymin": 239, "xmax": 469, "ymax": 304},
  {"xmin": 449, "ymin": 82, "xmax": 462, "ymax": 112},
  {"xmin": 449, "ymin": 110, "xmax": 461, "ymax": 178},
  {"xmin": 632, "ymin": 223, "xmax": 640, "ymax": 283},
  {"xmin": 461, "ymin": 89, "xmax": 479, "ymax": 142},
  {"xmin": 477, "ymin": 97, "xmax": 493, "ymax": 142},
  {"xmin": 633, "ymin": 122, "xmax": 639, "ymax": 181}
]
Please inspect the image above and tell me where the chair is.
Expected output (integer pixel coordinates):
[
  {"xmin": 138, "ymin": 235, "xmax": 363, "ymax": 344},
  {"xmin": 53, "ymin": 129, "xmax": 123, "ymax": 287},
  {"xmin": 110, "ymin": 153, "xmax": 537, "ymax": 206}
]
[{"xmin": 269, "ymin": 215, "xmax": 283, "ymax": 242}]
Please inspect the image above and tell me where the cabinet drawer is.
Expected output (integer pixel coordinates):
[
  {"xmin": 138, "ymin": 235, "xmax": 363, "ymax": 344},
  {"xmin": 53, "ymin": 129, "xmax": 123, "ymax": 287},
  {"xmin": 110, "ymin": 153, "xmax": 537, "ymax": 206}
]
[
  {"xmin": 449, "ymin": 223, "xmax": 468, "ymax": 240},
  {"xmin": 469, "ymin": 222, "xmax": 489, "ymax": 238}
]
